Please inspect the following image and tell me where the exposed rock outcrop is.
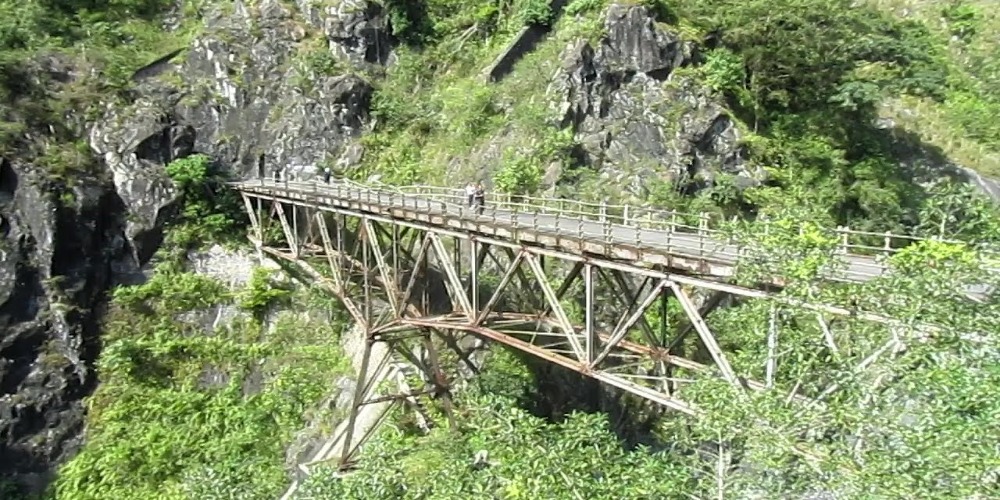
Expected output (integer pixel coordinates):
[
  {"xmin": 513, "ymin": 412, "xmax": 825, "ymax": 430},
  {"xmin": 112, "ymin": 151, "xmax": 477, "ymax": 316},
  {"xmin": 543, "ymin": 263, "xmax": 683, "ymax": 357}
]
[
  {"xmin": 548, "ymin": 5, "xmax": 760, "ymax": 198},
  {"xmin": 3, "ymin": 0, "xmax": 392, "ymax": 490},
  {"xmin": 0, "ymin": 160, "xmax": 130, "ymax": 487},
  {"xmin": 90, "ymin": 0, "xmax": 384, "ymax": 258}
]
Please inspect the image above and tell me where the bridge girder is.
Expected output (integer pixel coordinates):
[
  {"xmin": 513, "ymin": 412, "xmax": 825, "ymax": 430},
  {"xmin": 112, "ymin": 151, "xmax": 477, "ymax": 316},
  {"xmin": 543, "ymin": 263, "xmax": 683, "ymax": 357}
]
[{"xmin": 239, "ymin": 190, "xmax": 910, "ymax": 472}]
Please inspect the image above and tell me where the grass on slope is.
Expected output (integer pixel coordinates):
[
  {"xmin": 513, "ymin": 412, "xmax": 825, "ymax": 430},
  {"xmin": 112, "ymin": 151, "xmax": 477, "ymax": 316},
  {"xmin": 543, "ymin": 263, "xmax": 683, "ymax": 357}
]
[
  {"xmin": 0, "ymin": 0, "xmax": 204, "ymax": 180},
  {"xmin": 352, "ymin": 0, "xmax": 608, "ymax": 190},
  {"xmin": 868, "ymin": 0, "xmax": 1000, "ymax": 176}
]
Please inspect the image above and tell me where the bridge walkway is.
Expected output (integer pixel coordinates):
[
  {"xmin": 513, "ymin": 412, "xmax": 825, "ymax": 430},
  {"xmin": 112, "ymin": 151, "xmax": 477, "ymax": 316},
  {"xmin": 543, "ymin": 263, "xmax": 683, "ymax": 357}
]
[{"xmin": 233, "ymin": 179, "xmax": 922, "ymax": 285}]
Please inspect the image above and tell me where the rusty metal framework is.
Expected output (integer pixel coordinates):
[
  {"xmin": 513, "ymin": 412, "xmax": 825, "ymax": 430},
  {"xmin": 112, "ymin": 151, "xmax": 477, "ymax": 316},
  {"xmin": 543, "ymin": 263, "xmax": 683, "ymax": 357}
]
[{"xmin": 239, "ymin": 187, "xmax": 918, "ymax": 471}]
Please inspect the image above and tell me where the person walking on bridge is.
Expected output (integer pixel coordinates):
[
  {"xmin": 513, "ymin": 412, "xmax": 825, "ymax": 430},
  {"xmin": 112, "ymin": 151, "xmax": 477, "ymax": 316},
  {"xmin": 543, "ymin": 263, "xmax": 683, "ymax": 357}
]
[
  {"xmin": 465, "ymin": 182, "xmax": 476, "ymax": 207},
  {"xmin": 473, "ymin": 182, "xmax": 486, "ymax": 215}
]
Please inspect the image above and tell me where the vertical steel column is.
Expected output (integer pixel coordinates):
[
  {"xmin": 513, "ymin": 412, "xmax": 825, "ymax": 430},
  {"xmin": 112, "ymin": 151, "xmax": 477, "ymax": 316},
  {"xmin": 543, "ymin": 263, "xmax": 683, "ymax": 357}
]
[
  {"xmin": 453, "ymin": 236, "xmax": 461, "ymax": 279},
  {"xmin": 292, "ymin": 205, "xmax": 299, "ymax": 257},
  {"xmin": 470, "ymin": 240, "xmax": 479, "ymax": 313},
  {"xmin": 256, "ymin": 197, "xmax": 264, "ymax": 242},
  {"xmin": 392, "ymin": 224, "xmax": 400, "ymax": 283},
  {"xmin": 584, "ymin": 263, "xmax": 595, "ymax": 362},
  {"xmin": 339, "ymin": 337, "xmax": 374, "ymax": 467},
  {"xmin": 363, "ymin": 217, "xmax": 371, "ymax": 327},
  {"xmin": 336, "ymin": 214, "xmax": 345, "ymax": 282}
]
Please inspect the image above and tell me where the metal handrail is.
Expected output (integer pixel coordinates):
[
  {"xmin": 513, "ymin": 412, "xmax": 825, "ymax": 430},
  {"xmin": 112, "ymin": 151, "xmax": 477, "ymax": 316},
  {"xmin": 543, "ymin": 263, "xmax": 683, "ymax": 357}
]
[
  {"xmin": 372, "ymin": 182, "xmax": 1000, "ymax": 260},
  {"xmin": 239, "ymin": 178, "xmax": 1000, "ymax": 272}
]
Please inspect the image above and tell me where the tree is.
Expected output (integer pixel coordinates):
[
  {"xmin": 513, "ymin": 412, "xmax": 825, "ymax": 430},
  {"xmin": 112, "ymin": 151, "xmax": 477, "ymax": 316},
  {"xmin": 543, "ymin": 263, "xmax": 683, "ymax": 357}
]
[
  {"xmin": 162, "ymin": 154, "xmax": 246, "ymax": 251},
  {"xmin": 916, "ymin": 180, "xmax": 1000, "ymax": 244},
  {"xmin": 674, "ymin": 0, "xmax": 947, "ymax": 123}
]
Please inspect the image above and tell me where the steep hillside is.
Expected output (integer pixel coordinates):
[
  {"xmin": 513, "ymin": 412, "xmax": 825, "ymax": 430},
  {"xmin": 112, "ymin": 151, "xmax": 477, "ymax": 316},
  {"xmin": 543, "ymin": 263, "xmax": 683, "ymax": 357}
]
[
  {"xmin": 869, "ymin": 0, "xmax": 1000, "ymax": 179},
  {"xmin": 1, "ymin": 0, "xmax": 999, "ymax": 498}
]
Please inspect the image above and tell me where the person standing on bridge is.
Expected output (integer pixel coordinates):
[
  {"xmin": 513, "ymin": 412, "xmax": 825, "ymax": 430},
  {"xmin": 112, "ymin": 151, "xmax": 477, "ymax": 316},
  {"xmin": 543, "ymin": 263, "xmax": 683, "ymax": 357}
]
[
  {"xmin": 473, "ymin": 182, "xmax": 486, "ymax": 215},
  {"xmin": 465, "ymin": 182, "xmax": 476, "ymax": 207},
  {"xmin": 322, "ymin": 166, "xmax": 332, "ymax": 184},
  {"xmin": 273, "ymin": 167, "xmax": 281, "ymax": 181}
]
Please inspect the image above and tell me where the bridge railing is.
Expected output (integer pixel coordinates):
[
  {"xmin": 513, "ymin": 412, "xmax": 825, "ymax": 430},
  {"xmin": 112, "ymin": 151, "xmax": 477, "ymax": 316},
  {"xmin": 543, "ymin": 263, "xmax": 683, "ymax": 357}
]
[
  {"xmin": 243, "ymin": 178, "xmax": 999, "ymax": 268},
  {"xmin": 387, "ymin": 184, "xmax": 999, "ymax": 261}
]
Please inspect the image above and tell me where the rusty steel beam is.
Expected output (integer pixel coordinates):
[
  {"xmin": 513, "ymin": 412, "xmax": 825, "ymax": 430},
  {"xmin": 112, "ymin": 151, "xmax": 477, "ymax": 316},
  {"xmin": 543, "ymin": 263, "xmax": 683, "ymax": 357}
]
[
  {"xmin": 241, "ymin": 189, "xmax": 933, "ymax": 330},
  {"xmin": 238, "ymin": 190, "xmax": 902, "ymax": 470}
]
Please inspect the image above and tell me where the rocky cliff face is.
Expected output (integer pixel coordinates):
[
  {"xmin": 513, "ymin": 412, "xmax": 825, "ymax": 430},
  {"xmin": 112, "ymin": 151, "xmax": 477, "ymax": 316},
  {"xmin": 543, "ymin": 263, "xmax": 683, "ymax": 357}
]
[
  {"xmin": 0, "ymin": 2, "xmax": 758, "ymax": 485},
  {"xmin": 549, "ymin": 4, "xmax": 759, "ymax": 197},
  {"xmin": 7, "ymin": 0, "xmax": 972, "ymax": 489},
  {"xmin": 0, "ymin": 159, "xmax": 130, "ymax": 486},
  {"xmin": 2, "ymin": 0, "xmax": 388, "ymax": 486},
  {"xmin": 459, "ymin": 4, "xmax": 760, "ymax": 199},
  {"xmin": 90, "ymin": 0, "xmax": 382, "ymax": 259}
]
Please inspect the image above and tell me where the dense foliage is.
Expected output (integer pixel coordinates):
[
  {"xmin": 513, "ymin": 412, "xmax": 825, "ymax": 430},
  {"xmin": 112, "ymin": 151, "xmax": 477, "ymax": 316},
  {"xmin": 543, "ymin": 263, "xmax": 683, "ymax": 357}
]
[
  {"xmin": 162, "ymin": 153, "xmax": 248, "ymax": 255},
  {"xmin": 0, "ymin": 0, "xmax": 196, "ymax": 181},
  {"xmin": 345, "ymin": 0, "xmax": 1000, "ymax": 238},
  {"xmin": 52, "ymin": 263, "xmax": 349, "ymax": 499},
  {"xmin": 290, "ymin": 207, "xmax": 999, "ymax": 499},
  {"xmin": 2, "ymin": 0, "xmax": 998, "ymax": 498},
  {"xmin": 34, "ymin": 151, "xmax": 339, "ymax": 499},
  {"xmin": 297, "ymin": 352, "xmax": 695, "ymax": 499}
]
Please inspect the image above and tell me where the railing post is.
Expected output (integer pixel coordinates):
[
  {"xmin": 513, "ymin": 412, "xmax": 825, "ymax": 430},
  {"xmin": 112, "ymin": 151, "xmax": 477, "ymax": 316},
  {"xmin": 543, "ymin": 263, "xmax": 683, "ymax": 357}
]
[
  {"xmin": 600, "ymin": 201, "xmax": 607, "ymax": 222},
  {"xmin": 624, "ymin": 205, "xmax": 630, "ymax": 225},
  {"xmin": 578, "ymin": 217, "xmax": 584, "ymax": 240},
  {"xmin": 883, "ymin": 231, "xmax": 892, "ymax": 254},
  {"xmin": 670, "ymin": 211, "xmax": 678, "ymax": 233},
  {"xmin": 603, "ymin": 217, "xmax": 612, "ymax": 245},
  {"xmin": 838, "ymin": 226, "xmax": 849, "ymax": 254},
  {"xmin": 665, "ymin": 212, "xmax": 672, "ymax": 249},
  {"xmin": 699, "ymin": 213, "xmax": 708, "ymax": 257}
]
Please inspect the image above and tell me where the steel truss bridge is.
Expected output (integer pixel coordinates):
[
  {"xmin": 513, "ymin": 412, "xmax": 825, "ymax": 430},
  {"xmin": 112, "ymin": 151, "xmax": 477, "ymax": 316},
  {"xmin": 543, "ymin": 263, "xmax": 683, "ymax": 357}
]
[{"xmin": 233, "ymin": 178, "xmax": 987, "ymax": 478}]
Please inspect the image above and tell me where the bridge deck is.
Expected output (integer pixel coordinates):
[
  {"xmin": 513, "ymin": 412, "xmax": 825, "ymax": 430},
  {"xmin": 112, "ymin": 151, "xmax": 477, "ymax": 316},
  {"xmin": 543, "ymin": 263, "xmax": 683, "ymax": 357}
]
[{"xmin": 235, "ymin": 179, "xmax": 889, "ymax": 284}]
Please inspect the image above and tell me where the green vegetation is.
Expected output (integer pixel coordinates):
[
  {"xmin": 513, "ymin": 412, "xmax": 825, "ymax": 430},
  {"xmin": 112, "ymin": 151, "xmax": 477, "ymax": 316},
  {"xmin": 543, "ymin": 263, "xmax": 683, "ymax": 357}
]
[
  {"xmin": 0, "ymin": 0, "xmax": 200, "ymax": 182},
  {"xmin": 298, "ymin": 353, "xmax": 692, "ymax": 499},
  {"xmin": 281, "ymin": 205, "xmax": 999, "ymax": 498},
  {"xmin": 867, "ymin": 0, "xmax": 1000, "ymax": 174},
  {"xmin": 162, "ymin": 153, "xmax": 248, "ymax": 257},
  {"xmin": 44, "ymin": 148, "xmax": 343, "ymax": 499},
  {"xmin": 356, "ymin": 0, "xmax": 1000, "ymax": 237},
  {"xmin": 2, "ymin": 0, "xmax": 997, "ymax": 498},
  {"xmin": 353, "ymin": 0, "xmax": 602, "ymax": 186},
  {"xmin": 53, "ymin": 261, "xmax": 350, "ymax": 499}
]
